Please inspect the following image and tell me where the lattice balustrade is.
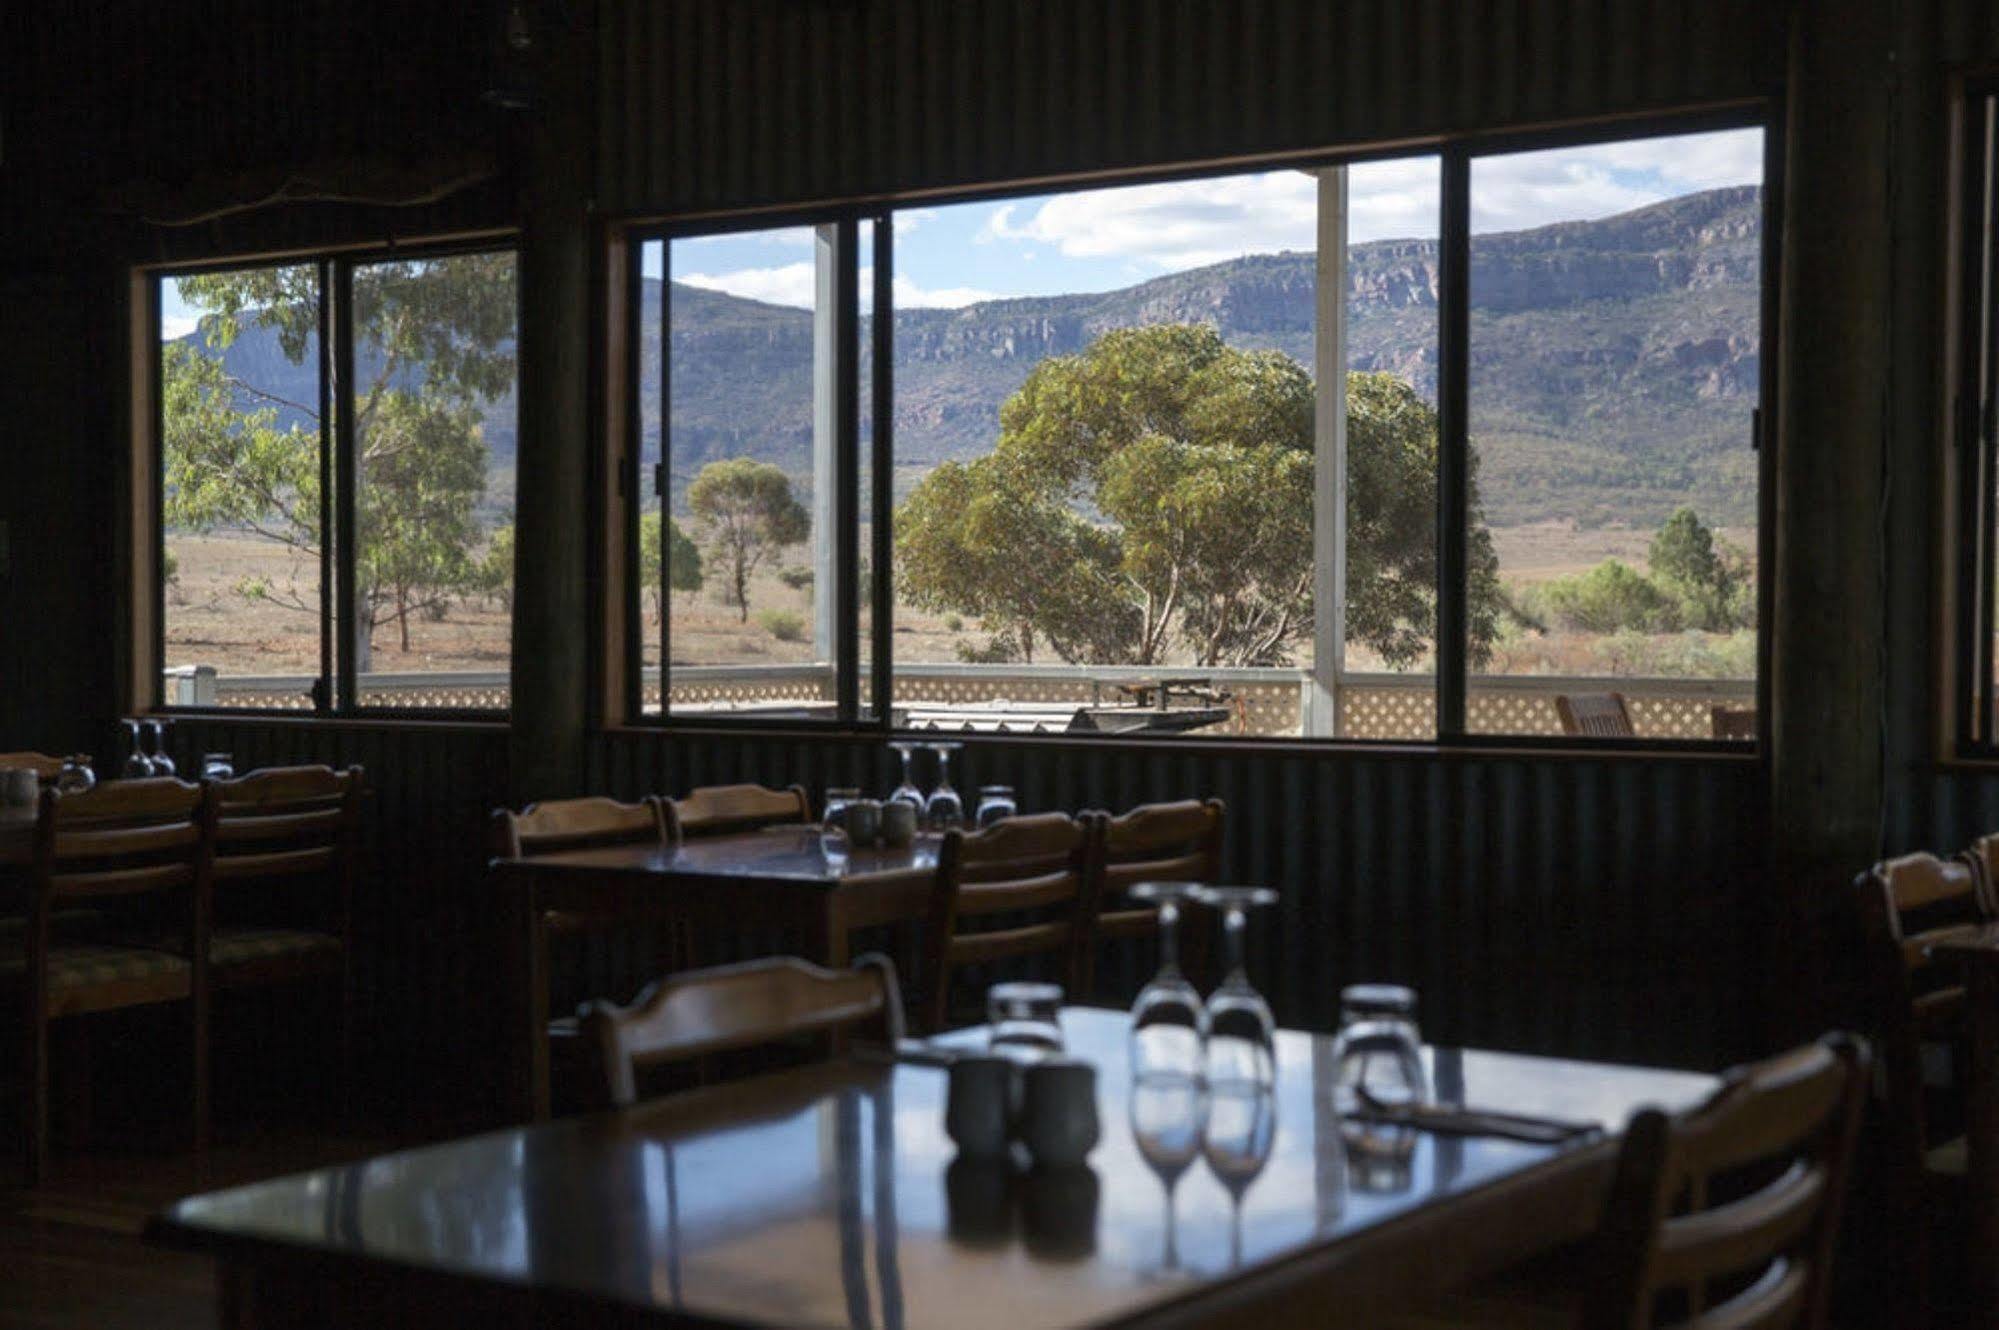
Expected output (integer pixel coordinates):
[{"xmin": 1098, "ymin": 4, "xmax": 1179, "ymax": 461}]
[{"xmin": 200, "ymin": 664, "xmax": 1751, "ymax": 741}]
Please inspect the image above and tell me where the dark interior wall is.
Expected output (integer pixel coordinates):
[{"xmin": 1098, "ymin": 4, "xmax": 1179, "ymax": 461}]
[{"xmin": 4, "ymin": 1, "xmax": 1997, "ymax": 1115}]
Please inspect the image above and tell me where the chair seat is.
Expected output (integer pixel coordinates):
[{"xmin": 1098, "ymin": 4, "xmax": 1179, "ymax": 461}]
[
  {"xmin": 0, "ymin": 939, "xmax": 192, "ymax": 1015},
  {"xmin": 210, "ymin": 926, "xmax": 343, "ymax": 979},
  {"xmin": 1927, "ymin": 1135, "xmax": 1968, "ymax": 1177}
]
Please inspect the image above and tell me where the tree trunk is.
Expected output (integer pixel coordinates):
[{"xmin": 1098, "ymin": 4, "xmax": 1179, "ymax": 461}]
[{"xmin": 398, "ymin": 592, "xmax": 411, "ymax": 651}]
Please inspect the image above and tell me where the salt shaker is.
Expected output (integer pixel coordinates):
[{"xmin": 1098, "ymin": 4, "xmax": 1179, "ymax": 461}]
[
  {"xmin": 881, "ymin": 799, "xmax": 918, "ymax": 848},
  {"xmin": 1019, "ymin": 1058, "xmax": 1100, "ymax": 1167}
]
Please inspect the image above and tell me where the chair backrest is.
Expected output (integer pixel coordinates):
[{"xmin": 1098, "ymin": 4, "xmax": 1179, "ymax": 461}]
[
  {"xmin": 1585, "ymin": 1034, "xmax": 1867, "ymax": 1330},
  {"xmin": 211, "ymin": 765, "xmax": 363, "ymax": 888},
  {"xmin": 0, "ymin": 751, "xmax": 64, "ymax": 780},
  {"xmin": 669, "ymin": 783, "xmax": 811, "ymax": 839},
  {"xmin": 1853, "ymin": 852, "xmax": 1991, "ymax": 1159},
  {"xmin": 579, "ymin": 955, "xmax": 904, "ymax": 1108},
  {"xmin": 924, "ymin": 813, "xmax": 1096, "ymax": 1032},
  {"xmin": 1557, "ymin": 692, "xmax": 1635, "ymax": 738},
  {"xmin": 491, "ymin": 794, "xmax": 668, "ymax": 859},
  {"xmin": 1709, "ymin": 706, "xmax": 1756, "ymax": 741},
  {"xmin": 31, "ymin": 778, "xmax": 210, "ymax": 941},
  {"xmin": 1960, "ymin": 831, "xmax": 1999, "ymax": 916},
  {"xmin": 1097, "ymin": 799, "xmax": 1225, "ymax": 896}
]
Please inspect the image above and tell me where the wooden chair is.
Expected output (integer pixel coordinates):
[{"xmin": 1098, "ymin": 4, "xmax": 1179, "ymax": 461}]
[
  {"xmin": 578, "ymin": 954, "xmax": 903, "ymax": 1108},
  {"xmin": 4, "ymin": 778, "xmax": 210, "ymax": 1184},
  {"xmin": 1581, "ymin": 1033, "xmax": 1867, "ymax": 1329},
  {"xmin": 1709, "ymin": 706, "xmax": 1756, "ymax": 741},
  {"xmin": 923, "ymin": 813, "xmax": 1097, "ymax": 1033},
  {"xmin": 1085, "ymin": 799, "xmax": 1224, "ymax": 997},
  {"xmin": 207, "ymin": 766, "xmax": 363, "ymax": 1106},
  {"xmin": 0, "ymin": 751, "xmax": 64, "ymax": 780},
  {"xmin": 1959, "ymin": 831, "xmax": 1999, "ymax": 917},
  {"xmin": 1852, "ymin": 852, "xmax": 1991, "ymax": 1303},
  {"xmin": 1555, "ymin": 692, "xmax": 1635, "ymax": 738},
  {"xmin": 669, "ymin": 783, "xmax": 810, "ymax": 839}
]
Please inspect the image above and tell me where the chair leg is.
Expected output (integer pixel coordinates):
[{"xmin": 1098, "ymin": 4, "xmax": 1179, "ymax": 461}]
[
  {"xmin": 191, "ymin": 988, "xmax": 211, "ymax": 1156},
  {"xmin": 25, "ymin": 1010, "xmax": 49, "ymax": 1186}
]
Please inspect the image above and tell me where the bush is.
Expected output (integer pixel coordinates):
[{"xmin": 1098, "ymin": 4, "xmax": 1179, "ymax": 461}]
[
  {"xmin": 778, "ymin": 566, "xmax": 814, "ymax": 593},
  {"xmin": 943, "ymin": 613, "xmax": 964, "ymax": 633},
  {"xmin": 1537, "ymin": 559, "xmax": 1681, "ymax": 634},
  {"xmin": 757, "ymin": 608, "xmax": 807, "ymax": 642}
]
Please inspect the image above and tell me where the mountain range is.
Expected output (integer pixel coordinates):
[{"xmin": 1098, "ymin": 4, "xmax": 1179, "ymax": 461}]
[{"xmin": 183, "ymin": 184, "xmax": 1763, "ymax": 530}]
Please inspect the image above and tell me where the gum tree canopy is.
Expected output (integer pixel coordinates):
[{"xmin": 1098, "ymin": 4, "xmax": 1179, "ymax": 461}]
[
  {"xmin": 895, "ymin": 323, "xmax": 1499, "ymax": 668},
  {"xmin": 161, "ymin": 254, "xmax": 515, "ymax": 657}
]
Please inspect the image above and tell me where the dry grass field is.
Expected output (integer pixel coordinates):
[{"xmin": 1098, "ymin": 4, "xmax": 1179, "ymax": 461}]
[{"xmin": 165, "ymin": 522, "xmax": 1759, "ymax": 683}]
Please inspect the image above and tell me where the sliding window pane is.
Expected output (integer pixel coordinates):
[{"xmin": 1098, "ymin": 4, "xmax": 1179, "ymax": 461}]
[
  {"xmin": 1337, "ymin": 156, "xmax": 1441, "ymax": 740},
  {"xmin": 663, "ymin": 225, "xmax": 831, "ymax": 719},
  {"xmin": 1465, "ymin": 128, "xmax": 1763, "ymax": 740},
  {"xmin": 638, "ymin": 238, "xmax": 667, "ymax": 714},
  {"xmin": 351, "ymin": 252, "xmax": 517, "ymax": 709},
  {"xmin": 160, "ymin": 265, "xmax": 324, "ymax": 709}
]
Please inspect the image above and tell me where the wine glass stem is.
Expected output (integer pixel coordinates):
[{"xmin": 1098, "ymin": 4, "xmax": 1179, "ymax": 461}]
[
  {"xmin": 1223, "ymin": 906, "xmax": 1247, "ymax": 984},
  {"xmin": 1230, "ymin": 1195, "xmax": 1243, "ymax": 1270},
  {"xmin": 1158, "ymin": 901, "xmax": 1181, "ymax": 975},
  {"xmin": 1163, "ymin": 1176, "xmax": 1180, "ymax": 1271}
]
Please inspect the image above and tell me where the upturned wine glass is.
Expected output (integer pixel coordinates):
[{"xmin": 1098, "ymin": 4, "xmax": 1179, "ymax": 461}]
[
  {"xmin": 887, "ymin": 740, "xmax": 924, "ymax": 811},
  {"xmin": 1192, "ymin": 885, "xmax": 1279, "ymax": 1095},
  {"xmin": 924, "ymin": 741, "xmax": 964, "ymax": 830},
  {"xmin": 1130, "ymin": 1066, "xmax": 1208, "ymax": 1278},
  {"xmin": 120, "ymin": 720, "xmax": 153, "ymax": 780},
  {"xmin": 1126, "ymin": 881, "xmax": 1207, "ymax": 1086},
  {"xmin": 820, "ymin": 786, "xmax": 859, "ymax": 860},
  {"xmin": 1203, "ymin": 1078, "xmax": 1276, "ymax": 1269},
  {"xmin": 144, "ymin": 718, "xmax": 176, "ymax": 777}
]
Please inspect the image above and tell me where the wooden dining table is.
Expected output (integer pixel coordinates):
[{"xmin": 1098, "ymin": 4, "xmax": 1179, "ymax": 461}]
[
  {"xmin": 1929, "ymin": 922, "xmax": 1999, "ymax": 1314},
  {"xmin": 497, "ymin": 826, "xmax": 945, "ymax": 1121},
  {"xmin": 151, "ymin": 1006, "xmax": 1718, "ymax": 1330}
]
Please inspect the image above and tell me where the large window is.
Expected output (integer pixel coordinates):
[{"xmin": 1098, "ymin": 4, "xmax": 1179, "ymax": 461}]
[
  {"xmin": 624, "ymin": 116, "xmax": 1767, "ymax": 746},
  {"xmin": 156, "ymin": 245, "xmax": 518, "ymax": 713}
]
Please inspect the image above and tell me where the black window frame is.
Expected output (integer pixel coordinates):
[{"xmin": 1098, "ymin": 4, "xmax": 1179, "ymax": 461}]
[
  {"xmin": 622, "ymin": 106, "xmax": 1775, "ymax": 752},
  {"xmin": 151, "ymin": 236, "xmax": 522, "ymax": 721}
]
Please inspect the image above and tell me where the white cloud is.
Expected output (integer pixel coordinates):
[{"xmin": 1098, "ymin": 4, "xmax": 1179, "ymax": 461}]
[
  {"xmin": 160, "ymin": 313, "xmax": 200, "ymax": 340},
  {"xmin": 1471, "ymin": 127, "xmax": 1762, "ymax": 233},
  {"xmin": 678, "ymin": 263, "xmax": 998, "ymax": 311},
  {"xmin": 976, "ymin": 171, "xmax": 1319, "ymax": 271},
  {"xmin": 679, "ymin": 225, "xmax": 814, "ymax": 250},
  {"xmin": 678, "ymin": 262, "xmax": 818, "ymax": 308}
]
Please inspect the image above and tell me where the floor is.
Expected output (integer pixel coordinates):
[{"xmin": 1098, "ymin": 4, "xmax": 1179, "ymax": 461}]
[{"xmin": 0, "ymin": 1134, "xmax": 379, "ymax": 1330}]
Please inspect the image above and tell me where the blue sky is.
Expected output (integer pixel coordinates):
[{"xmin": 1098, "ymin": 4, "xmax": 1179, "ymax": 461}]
[{"xmin": 163, "ymin": 126, "xmax": 1760, "ymax": 332}]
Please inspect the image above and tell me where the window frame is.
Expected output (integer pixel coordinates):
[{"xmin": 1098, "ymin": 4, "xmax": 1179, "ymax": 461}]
[
  {"xmin": 1955, "ymin": 77, "xmax": 1999, "ymax": 758},
  {"xmin": 146, "ymin": 235, "xmax": 522, "ymax": 721},
  {"xmin": 610, "ymin": 106, "xmax": 1777, "ymax": 752}
]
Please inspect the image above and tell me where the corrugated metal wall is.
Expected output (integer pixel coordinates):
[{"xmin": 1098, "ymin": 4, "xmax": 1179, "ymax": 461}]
[
  {"xmin": 596, "ymin": 0, "xmax": 1786, "ymax": 216},
  {"xmin": 591, "ymin": 731, "xmax": 1762, "ymax": 1070}
]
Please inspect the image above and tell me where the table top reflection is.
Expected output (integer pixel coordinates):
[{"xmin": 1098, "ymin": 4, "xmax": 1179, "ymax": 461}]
[
  {"xmin": 152, "ymin": 1008, "xmax": 1717, "ymax": 1329},
  {"xmin": 511, "ymin": 824, "xmax": 942, "ymax": 888}
]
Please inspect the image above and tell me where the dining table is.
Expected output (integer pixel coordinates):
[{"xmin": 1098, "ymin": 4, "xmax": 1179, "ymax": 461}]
[
  {"xmin": 150, "ymin": 1006, "xmax": 1719, "ymax": 1330},
  {"xmin": 1928, "ymin": 922, "xmax": 1999, "ymax": 1315},
  {"xmin": 497, "ymin": 825, "xmax": 945, "ymax": 1121}
]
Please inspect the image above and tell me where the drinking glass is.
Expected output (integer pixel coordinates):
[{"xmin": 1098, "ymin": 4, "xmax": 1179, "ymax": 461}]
[
  {"xmin": 924, "ymin": 741, "xmax": 965, "ymax": 830},
  {"xmin": 821, "ymin": 786, "xmax": 859, "ymax": 859},
  {"xmin": 201, "ymin": 753, "xmax": 235, "ymax": 781},
  {"xmin": 974, "ymin": 785, "xmax": 1016, "ymax": 828},
  {"xmin": 986, "ymin": 980, "xmax": 1064, "ymax": 1055},
  {"xmin": 1192, "ymin": 886, "xmax": 1279, "ymax": 1095},
  {"xmin": 120, "ymin": 720, "xmax": 153, "ymax": 780},
  {"xmin": 1203, "ymin": 1079, "xmax": 1277, "ymax": 1268},
  {"xmin": 145, "ymin": 718, "xmax": 176, "ymax": 777},
  {"xmin": 56, "ymin": 755, "xmax": 95, "ymax": 795},
  {"xmin": 1130, "ymin": 1067, "xmax": 1208, "ymax": 1277},
  {"xmin": 1126, "ymin": 881, "xmax": 1206, "ymax": 1086},
  {"xmin": 1329, "ymin": 984, "xmax": 1427, "ymax": 1113},
  {"xmin": 887, "ymin": 740, "xmax": 924, "ymax": 812}
]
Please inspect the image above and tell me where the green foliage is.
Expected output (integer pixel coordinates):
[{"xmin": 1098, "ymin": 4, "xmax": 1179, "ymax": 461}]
[
  {"xmin": 1535, "ymin": 559, "xmax": 1681, "ymax": 634},
  {"xmin": 637, "ymin": 512, "xmax": 704, "ymax": 623},
  {"xmin": 687, "ymin": 458, "xmax": 809, "ymax": 623},
  {"xmin": 895, "ymin": 323, "xmax": 1500, "ymax": 668},
  {"xmin": 1647, "ymin": 506, "xmax": 1752, "ymax": 632},
  {"xmin": 164, "ymin": 255, "xmax": 516, "ymax": 656},
  {"xmin": 756, "ymin": 608, "xmax": 807, "ymax": 642},
  {"xmin": 479, "ymin": 525, "xmax": 515, "ymax": 610},
  {"xmin": 943, "ymin": 613, "xmax": 964, "ymax": 633},
  {"xmin": 778, "ymin": 566, "xmax": 814, "ymax": 594}
]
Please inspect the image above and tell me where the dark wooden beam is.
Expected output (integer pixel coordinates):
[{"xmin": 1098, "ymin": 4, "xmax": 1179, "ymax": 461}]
[
  {"xmin": 1768, "ymin": 0, "xmax": 1895, "ymax": 1041},
  {"xmin": 508, "ymin": 3, "xmax": 596, "ymax": 801}
]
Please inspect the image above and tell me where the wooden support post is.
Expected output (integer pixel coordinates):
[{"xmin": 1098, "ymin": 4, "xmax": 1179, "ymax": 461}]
[
  {"xmin": 1768, "ymin": 0, "xmax": 1894, "ymax": 1045},
  {"xmin": 509, "ymin": 4, "xmax": 595, "ymax": 802}
]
